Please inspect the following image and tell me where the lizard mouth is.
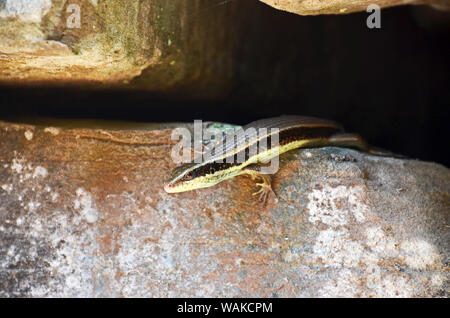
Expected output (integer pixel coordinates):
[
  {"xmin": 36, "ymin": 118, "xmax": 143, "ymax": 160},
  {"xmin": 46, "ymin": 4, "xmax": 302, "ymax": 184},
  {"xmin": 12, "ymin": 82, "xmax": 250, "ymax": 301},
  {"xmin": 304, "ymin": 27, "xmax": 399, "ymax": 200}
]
[{"xmin": 164, "ymin": 183, "xmax": 177, "ymax": 193}]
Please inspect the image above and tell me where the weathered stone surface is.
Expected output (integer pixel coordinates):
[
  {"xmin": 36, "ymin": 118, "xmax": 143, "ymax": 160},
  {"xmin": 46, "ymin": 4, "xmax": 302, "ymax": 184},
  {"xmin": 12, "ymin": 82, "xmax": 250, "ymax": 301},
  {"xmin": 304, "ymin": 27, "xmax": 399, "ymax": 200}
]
[
  {"xmin": 1, "ymin": 0, "xmax": 447, "ymax": 96},
  {"xmin": 0, "ymin": 0, "xmax": 52, "ymax": 23},
  {"xmin": 0, "ymin": 120, "xmax": 448, "ymax": 297},
  {"xmin": 259, "ymin": 0, "xmax": 450, "ymax": 15},
  {"xmin": 0, "ymin": 0, "xmax": 246, "ymax": 95}
]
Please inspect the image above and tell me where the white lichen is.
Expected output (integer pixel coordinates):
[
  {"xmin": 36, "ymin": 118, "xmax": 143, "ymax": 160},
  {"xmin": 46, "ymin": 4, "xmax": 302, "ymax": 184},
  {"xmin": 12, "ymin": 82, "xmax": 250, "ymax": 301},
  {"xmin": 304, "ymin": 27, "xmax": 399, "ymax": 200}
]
[
  {"xmin": 306, "ymin": 183, "xmax": 444, "ymax": 297},
  {"xmin": 33, "ymin": 166, "xmax": 48, "ymax": 178},
  {"xmin": 27, "ymin": 201, "xmax": 41, "ymax": 212},
  {"xmin": 1, "ymin": 183, "xmax": 13, "ymax": 193},
  {"xmin": 313, "ymin": 228, "xmax": 363, "ymax": 268},
  {"xmin": 11, "ymin": 158, "xmax": 24, "ymax": 174},
  {"xmin": 24, "ymin": 130, "xmax": 33, "ymax": 140},
  {"xmin": 44, "ymin": 127, "xmax": 60, "ymax": 136},
  {"xmin": 318, "ymin": 269, "xmax": 360, "ymax": 297},
  {"xmin": 29, "ymin": 214, "xmax": 101, "ymax": 297},
  {"xmin": 16, "ymin": 216, "xmax": 24, "ymax": 226},
  {"xmin": 74, "ymin": 188, "xmax": 99, "ymax": 223},
  {"xmin": 368, "ymin": 274, "xmax": 413, "ymax": 297},
  {"xmin": 399, "ymin": 239, "xmax": 441, "ymax": 270},
  {"xmin": 51, "ymin": 192, "xmax": 59, "ymax": 202},
  {"xmin": 365, "ymin": 226, "xmax": 397, "ymax": 255},
  {"xmin": 0, "ymin": 0, "xmax": 52, "ymax": 23},
  {"xmin": 307, "ymin": 184, "xmax": 368, "ymax": 226}
]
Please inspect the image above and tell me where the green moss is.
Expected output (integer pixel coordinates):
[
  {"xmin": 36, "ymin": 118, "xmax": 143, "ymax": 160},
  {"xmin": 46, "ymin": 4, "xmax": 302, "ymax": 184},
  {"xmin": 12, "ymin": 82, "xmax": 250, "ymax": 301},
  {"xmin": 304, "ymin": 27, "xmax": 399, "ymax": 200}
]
[{"xmin": 72, "ymin": 46, "xmax": 81, "ymax": 55}]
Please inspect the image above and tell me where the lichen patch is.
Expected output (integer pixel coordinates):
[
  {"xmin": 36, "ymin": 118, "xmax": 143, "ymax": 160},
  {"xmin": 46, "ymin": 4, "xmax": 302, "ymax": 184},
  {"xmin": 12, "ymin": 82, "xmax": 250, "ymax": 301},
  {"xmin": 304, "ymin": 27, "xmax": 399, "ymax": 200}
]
[
  {"xmin": 307, "ymin": 184, "xmax": 369, "ymax": 226},
  {"xmin": 399, "ymin": 239, "xmax": 441, "ymax": 270},
  {"xmin": 312, "ymin": 228, "xmax": 364, "ymax": 267},
  {"xmin": 24, "ymin": 130, "xmax": 33, "ymax": 140},
  {"xmin": 74, "ymin": 188, "xmax": 99, "ymax": 224},
  {"xmin": 33, "ymin": 166, "xmax": 47, "ymax": 178},
  {"xmin": 44, "ymin": 127, "xmax": 60, "ymax": 136}
]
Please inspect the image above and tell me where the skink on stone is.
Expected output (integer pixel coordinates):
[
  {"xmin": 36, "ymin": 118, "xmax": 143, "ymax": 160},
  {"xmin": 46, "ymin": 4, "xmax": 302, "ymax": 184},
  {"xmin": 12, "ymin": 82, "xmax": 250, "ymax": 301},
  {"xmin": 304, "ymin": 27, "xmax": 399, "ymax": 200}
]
[{"xmin": 164, "ymin": 115, "xmax": 393, "ymax": 203}]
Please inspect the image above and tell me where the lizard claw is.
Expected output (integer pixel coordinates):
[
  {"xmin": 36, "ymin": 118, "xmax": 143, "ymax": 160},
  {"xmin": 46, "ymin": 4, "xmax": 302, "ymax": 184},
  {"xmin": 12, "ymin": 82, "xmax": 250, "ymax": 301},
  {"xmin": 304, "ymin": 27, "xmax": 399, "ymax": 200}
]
[
  {"xmin": 242, "ymin": 169, "xmax": 274, "ymax": 206},
  {"xmin": 252, "ymin": 181, "xmax": 273, "ymax": 205}
]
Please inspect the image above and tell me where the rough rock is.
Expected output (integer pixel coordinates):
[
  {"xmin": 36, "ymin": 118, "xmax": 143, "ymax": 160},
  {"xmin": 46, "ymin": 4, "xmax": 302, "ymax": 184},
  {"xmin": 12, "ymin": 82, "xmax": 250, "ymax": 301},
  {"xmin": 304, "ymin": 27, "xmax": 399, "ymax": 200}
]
[
  {"xmin": 1, "ymin": 0, "xmax": 448, "ymax": 96},
  {"xmin": 0, "ymin": 120, "xmax": 448, "ymax": 297},
  {"xmin": 0, "ymin": 0, "xmax": 248, "ymax": 95}
]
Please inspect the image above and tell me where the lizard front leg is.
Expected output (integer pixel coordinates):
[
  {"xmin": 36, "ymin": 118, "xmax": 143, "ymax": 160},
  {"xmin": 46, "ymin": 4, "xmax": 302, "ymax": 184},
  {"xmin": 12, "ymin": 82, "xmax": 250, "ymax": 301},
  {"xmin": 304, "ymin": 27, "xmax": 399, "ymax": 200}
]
[{"xmin": 241, "ymin": 166, "xmax": 274, "ymax": 205}]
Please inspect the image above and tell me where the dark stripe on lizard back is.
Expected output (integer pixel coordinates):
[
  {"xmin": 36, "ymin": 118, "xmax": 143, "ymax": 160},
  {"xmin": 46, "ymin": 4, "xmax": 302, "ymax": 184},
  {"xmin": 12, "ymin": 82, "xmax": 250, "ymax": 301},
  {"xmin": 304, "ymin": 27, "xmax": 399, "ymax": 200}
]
[{"xmin": 188, "ymin": 125, "xmax": 342, "ymax": 180}]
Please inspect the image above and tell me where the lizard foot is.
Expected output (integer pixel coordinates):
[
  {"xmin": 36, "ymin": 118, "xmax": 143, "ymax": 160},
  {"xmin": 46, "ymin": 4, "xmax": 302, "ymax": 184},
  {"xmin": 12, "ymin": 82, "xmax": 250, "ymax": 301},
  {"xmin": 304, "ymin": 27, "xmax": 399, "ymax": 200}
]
[{"xmin": 252, "ymin": 174, "xmax": 273, "ymax": 205}]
